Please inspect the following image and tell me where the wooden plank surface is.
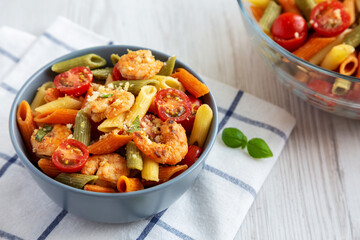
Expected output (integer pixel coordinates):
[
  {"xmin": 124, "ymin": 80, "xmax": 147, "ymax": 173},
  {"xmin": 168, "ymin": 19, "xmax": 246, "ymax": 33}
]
[{"xmin": 0, "ymin": 0, "xmax": 359, "ymax": 239}]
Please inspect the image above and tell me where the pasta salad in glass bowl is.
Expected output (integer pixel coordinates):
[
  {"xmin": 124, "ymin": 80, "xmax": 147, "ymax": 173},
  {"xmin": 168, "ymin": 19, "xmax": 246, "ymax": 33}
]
[
  {"xmin": 9, "ymin": 45, "xmax": 218, "ymax": 223},
  {"xmin": 238, "ymin": 0, "xmax": 360, "ymax": 119}
]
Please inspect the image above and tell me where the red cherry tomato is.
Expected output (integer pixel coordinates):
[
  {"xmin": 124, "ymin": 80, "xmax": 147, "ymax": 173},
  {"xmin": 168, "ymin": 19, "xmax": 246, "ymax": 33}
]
[
  {"xmin": 307, "ymin": 79, "xmax": 334, "ymax": 96},
  {"xmin": 271, "ymin": 13, "xmax": 308, "ymax": 51},
  {"xmin": 112, "ymin": 62, "xmax": 126, "ymax": 81},
  {"xmin": 54, "ymin": 67, "xmax": 93, "ymax": 97},
  {"xmin": 310, "ymin": 1, "xmax": 350, "ymax": 37},
  {"xmin": 307, "ymin": 79, "xmax": 338, "ymax": 107},
  {"xmin": 180, "ymin": 95, "xmax": 202, "ymax": 133},
  {"xmin": 52, "ymin": 139, "xmax": 89, "ymax": 173},
  {"xmin": 345, "ymin": 90, "xmax": 360, "ymax": 102},
  {"xmin": 180, "ymin": 145, "xmax": 202, "ymax": 167},
  {"xmin": 154, "ymin": 88, "xmax": 192, "ymax": 122}
]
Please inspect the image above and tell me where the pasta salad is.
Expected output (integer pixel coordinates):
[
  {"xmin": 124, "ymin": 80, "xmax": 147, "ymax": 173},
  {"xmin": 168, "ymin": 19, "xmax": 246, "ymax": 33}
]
[
  {"xmin": 248, "ymin": 0, "xmax": 360, "ymax": 101},
  {"xmin": 16, "ymin": 49, "xmax": 213, "ymax": 193}
]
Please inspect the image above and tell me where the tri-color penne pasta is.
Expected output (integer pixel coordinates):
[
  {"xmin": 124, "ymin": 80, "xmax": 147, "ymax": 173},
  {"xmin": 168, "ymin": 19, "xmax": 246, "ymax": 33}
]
[
  {"xmin": 247, "ymin": 0, "xmax": 360, "ymax": 101},
  {"xmin": 16, "ymin": 49, "xmax": 213, "ymax": 193}
]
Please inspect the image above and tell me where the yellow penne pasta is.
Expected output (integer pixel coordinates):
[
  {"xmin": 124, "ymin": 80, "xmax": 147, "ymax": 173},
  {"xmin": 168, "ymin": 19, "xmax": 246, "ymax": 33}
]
[
  {"xmin": 141, "ymin": 155, "xmax": 159, "ymax": 182},
  {"xmin": 35, "ymin": 96, "xmax": 82, "ymax": 113},
  {"xmin": 247, "ymin": 0, "xmax": 270, "ymax": 8},
  {"xmin": 151, "ymin": 75, "xmax": 185, "ymax": 92},
  {"xmin": 320, "ymin": 44, "xmax": 355, "ymax": 71},
  {"xmin": 309, "ymin": 29, "xmax": 351, "ymax": 65},
  {"xmin": 124, "ymin": 85, "xmax": 157, "ymax": 127},
  {"xmin": 30, "ymin": 81, "xmax": 55, "ymax": 111},
  {"xmin": 97, "ymin": 113, "xmax": 126, "ymax": 132},
  {"xmin": 189, "ymin": 104, "xmax": 213, "ymax": 147}
]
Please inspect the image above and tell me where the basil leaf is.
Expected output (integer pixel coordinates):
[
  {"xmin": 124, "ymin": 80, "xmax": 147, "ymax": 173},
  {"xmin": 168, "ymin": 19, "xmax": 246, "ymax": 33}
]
[
  {"xmin": 35, "ymin": 125, "xmax": 53, "ymax": 142},
  {"xmin": 247, "ymin": 138, "xmax": 273, "ymax": 159},
  {"xmin": 100, "ymin": 93, "xmax": 113, "ymax": 98},
  {"xmin": 128, "ymin": 116, "xmax": 141, "ymax": 134},
  {"xmin": 221, "ymin": 127, "xmax": 247, "ymax": 149}
]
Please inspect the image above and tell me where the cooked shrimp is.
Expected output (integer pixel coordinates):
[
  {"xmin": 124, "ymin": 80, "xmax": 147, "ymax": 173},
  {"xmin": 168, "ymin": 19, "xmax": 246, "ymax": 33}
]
[
  {"xmin": 117, "ymin": 50, "xmax": 163, "ymax": 80},
  {"xmin": 81, "ymin": 153, "xmax": 130, "ymax": 185},
  {"xmin": 30, "ymin": 124, "xmax": 72, "ymax": 158},
  {"xmin": 83, "ymin": 85, "xmax": 135, "ymax": 122},
  {"xmin": 133, "ymin": 118, "xmax": 188, "ymax": 165}
]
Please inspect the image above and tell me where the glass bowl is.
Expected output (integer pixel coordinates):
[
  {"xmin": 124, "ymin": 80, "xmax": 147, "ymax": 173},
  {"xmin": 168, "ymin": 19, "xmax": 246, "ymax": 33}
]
[{"xmin": 237, "ymin": 0, "xmax": 360, "ymax": 119}]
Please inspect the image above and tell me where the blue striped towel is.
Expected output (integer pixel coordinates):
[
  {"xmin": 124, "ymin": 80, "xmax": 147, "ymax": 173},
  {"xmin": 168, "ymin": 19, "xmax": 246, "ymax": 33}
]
[{"xmin": 0, "ymin": 17, "xmax": 295, "ymax": 240}]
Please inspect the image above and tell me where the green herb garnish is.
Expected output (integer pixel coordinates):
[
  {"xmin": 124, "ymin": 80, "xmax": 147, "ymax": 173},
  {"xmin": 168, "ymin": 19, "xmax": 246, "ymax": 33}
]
[
  {"xmin": 221, "ymin": 128, "xmax": 247, "ymax": 149},
  {"xmin": 128, "ymin": 116, "xmax": 141, "ymax": 134},
  {"xmin": 247, "ymin": 138, "xmax": 273, "ymax": 159},
  {"xmin": 100, "ymin": 93, "xmax": 114, "ymax": 98},
  {"xmin": 222, "ymin": 127, "xmax": 273, "ymax": 159},
  {"xmin": 35, "ymin": 125, "xmax": 53, "ymax": 142}
]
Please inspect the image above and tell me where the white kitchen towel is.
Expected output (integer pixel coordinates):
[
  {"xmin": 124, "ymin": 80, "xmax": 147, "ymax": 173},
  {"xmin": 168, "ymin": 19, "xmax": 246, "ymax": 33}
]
[{"xmin": 0, "ymin": 17, "xmax": 296, "ymax": 240}]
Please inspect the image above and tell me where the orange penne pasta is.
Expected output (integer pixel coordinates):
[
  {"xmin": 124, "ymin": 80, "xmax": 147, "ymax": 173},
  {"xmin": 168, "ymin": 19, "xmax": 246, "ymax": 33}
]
[
  {"xmin": 339, "ymin": 52, "xmax": 358, "ymax": 76},
  {"xmin": 343, "ymin": 0, "xmax": 356, "ymax": 25},
  {"xmin": 88, "ymin": 132, "xmax": 132, "ymax": 154},
  {"xmin": 171, "ymin": 68, "xmax": 209, "ymax": 98},
  {"xmin": 158, "ymin": 165, "xmax": 188, "ymax": 182},
  {"xmin": 292, "ymin": 36, "xmax": 336, "ymax": 61},
  {"xmin": 356, "ymin": 52, "xmax": 360, "ymax": 78},
  {"xmin": 117, "ymin": 176, "xmax": 144, "ymax": 193},
  {"xmin": 17, "ymin": 100, "xmax": 37, "ymax": 155},
  {"xmin": 250, "ymin": 5, "xmax": 265, "ymax": 22},
  {"xmin": 278, "ymin": 0, "xmax": 301, "ymax": 14},
  {"xmin": 34, "ymin": 109, "xmax": 78, "ymax": 124},
  {"xmin": 81, "ymin": 86, "xmax": 93, "ymax": 109},
  {"xmin": 84, "ymin": 184, "xmax": 116, "ymax": 193},
  {"xmin": 38, "ymin": 158, "xmax": 61, "ymax": 178}
]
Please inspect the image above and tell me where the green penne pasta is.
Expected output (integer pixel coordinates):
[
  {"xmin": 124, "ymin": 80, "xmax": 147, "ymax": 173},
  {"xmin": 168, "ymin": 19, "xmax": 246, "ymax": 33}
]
[
  {"xmin": 344, "ymin": 25, "xmax": 360, "ymax": 48},
  {"xmin": 108, "ymin": 79, "xmax": 160, "ymax": 95},
  {"xmin": 157, "ymin": 56, "xmax": 176, "ymax": 76},
  {"xmin": 55, "ymin": 173, "xmax": 98, "ymax": 189},
  {"xmin": 111, "ymin": 53, "xmax": 121, "ymax": 66},
  {"xmin": 126, "ymin": 141, "xmax": 143, "ymax": 171},
  {"xmin": 259, "ymin": 1, "xmax": 282, "ymax": 35},
  {"xmin": 51, "ymin": 53, "xmax": 107, "ymax": 73},
  {"xmin": 92, "ymin": 67, "xmax": 113, "ymax": 80},
  {"xmin": 73, "ymin": 110, "xmax": 91, "ymax": 146},
  {"xmin": 295, "ymin": 0, "xmax": 315, "ymax": 20},
  {"xmin": 332, "ymin": 78, "xmax": 351, "ymax": 96}
]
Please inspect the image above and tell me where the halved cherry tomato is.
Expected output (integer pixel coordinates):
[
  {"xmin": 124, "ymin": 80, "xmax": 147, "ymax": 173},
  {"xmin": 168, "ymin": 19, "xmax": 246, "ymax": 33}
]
[
  {"xmin": 112, "ymin": 62, "xmax": 126, "ymax": 81},
  {"xmin": 310, "ymin": 1, "xmax": 350, "ymax": 37},
  {"xmin": 180, "ymin": 95, "xmax": 202, "ymax": 133},
  {"xmin": 54, "ymin": 66, "xmax": 93, "ymax": 97},
  {"xmin": 154, "ymin": 88, "xmax": 192, "ymax": 122},
  {"xmin": 52, "ymin": 139, "xmax": 89, "ymax": 173},
  {"xmin": 307, "ymin": 79, "xmax": 334, "ymax": 96},
  {"xmin": 307, "ymin": 79, "xmax": 338, "ymax": 107},
  {"xmin": 179, "ymin": 145, "xmax": 202, "ymax": 167},
  {"xmin": 271, "ymin": 13, "xmax": 308, "ymax": 51}
]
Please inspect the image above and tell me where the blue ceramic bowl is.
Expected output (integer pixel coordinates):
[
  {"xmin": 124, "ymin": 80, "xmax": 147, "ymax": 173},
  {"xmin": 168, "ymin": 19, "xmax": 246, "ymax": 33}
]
[{"xmin": 9, "ymin": 45, "xmax": 218, "ymax": 223}]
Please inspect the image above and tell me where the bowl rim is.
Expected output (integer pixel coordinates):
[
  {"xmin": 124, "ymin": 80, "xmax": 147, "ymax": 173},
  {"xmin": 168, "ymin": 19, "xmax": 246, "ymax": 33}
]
[
  {"xmin": 237, "ymin": 0, "xmax": 360, "ymax": 84},
  {"xmin": 9, "ymin": 44, "xmax": 219, "ymax": 198}
]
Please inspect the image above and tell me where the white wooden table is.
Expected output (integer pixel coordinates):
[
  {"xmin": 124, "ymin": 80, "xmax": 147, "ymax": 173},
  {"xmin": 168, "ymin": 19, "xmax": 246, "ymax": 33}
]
[{"xmin": 1, "ymin": 0, "xmax": 359, "ymax": 239}]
